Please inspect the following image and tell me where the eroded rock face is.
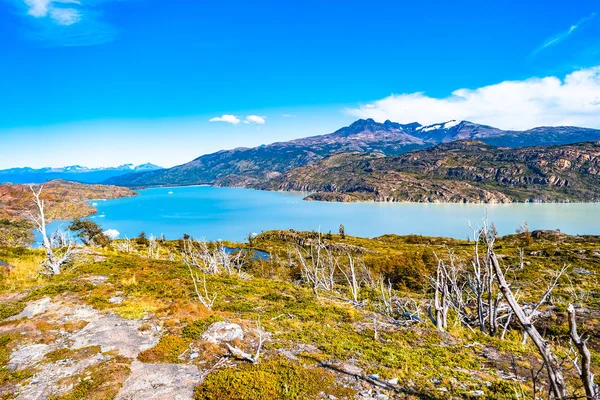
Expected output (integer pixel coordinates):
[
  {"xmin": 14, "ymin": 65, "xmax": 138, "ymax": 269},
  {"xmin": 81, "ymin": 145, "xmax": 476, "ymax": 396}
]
[
  {"xmin": 116, "ymin": 361, "xmax": 202, "ymax": 400},
  {"xmin": 70, "ymin": 313, "xmax": 159, "ymax": 358},
  {"xmin": 201, "ymin": 322, "xmax": 244, "ymax": 344}
]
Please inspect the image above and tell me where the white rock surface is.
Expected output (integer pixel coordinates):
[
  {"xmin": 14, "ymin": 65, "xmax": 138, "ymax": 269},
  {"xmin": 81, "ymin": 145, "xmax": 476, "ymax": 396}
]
[
  {"xmin": 70, "ymin": 313, "xmax": 159, "ymax": 358},
  {"xmin": 116, "ymin": 361, "xmax": 202, "ymax": 400},
  {"xmin": 9, "ymin": 344, "xmax": 52, "ymax": 371}
]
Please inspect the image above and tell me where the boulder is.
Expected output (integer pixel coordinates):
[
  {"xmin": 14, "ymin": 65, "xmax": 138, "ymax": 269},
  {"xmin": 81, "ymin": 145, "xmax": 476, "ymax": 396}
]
[{"xmin": 201, "ymin": 322, "xmax": 243, "ymax": 344}]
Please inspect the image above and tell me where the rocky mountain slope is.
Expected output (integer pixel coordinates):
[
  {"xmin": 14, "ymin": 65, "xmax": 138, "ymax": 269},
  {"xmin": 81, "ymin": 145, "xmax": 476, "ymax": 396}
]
[
  {"xmin": 254, "ymin": 141, "xmax": 600, "ymax": 203},
  {"xmin": 105, "ymin": 119, "xmax": 600, "ymax": 188},
  {"xmin": 0, "ymin": 163, "xmax": 162, "ymax": 185}
]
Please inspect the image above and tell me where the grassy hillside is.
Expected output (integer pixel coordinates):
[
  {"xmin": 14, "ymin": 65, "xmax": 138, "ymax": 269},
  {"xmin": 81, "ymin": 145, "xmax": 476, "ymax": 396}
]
[{"xmin": 255, "ymin": 141, "xmax": 600, "ymax": 203}]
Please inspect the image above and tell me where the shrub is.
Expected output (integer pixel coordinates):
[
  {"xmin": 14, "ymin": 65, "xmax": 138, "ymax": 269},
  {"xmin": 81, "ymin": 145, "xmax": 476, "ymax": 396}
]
[
  {"xmin": 182, "ymin": 315, "xmax": 225, "ymax": 340},
  {"xmin": 194, "ymin": 359, "xmax": 354, "ymax": 400},
  {"xmin": 138, "ymin": 335, "xmax": 191, "ymax": 363}
]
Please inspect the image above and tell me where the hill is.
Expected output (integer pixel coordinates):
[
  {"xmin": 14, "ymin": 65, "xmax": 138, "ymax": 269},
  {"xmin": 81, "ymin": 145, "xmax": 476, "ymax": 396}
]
[
  {"xmin": 0, "ymin": 180, "xmax": 137, "ymax": 246},
  {"xmin": 105, "ymin": 119, "xmax": 600, "ymax": 188},
  {"xmin": 254, "ymin": 141, "xmax": 600, "ymax": 203}
]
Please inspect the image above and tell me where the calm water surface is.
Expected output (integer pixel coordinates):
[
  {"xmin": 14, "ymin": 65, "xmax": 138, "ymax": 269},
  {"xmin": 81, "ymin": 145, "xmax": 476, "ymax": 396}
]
[{"xmin": 45, "ymin": 186, "xmax": 600, "ymax": 242}]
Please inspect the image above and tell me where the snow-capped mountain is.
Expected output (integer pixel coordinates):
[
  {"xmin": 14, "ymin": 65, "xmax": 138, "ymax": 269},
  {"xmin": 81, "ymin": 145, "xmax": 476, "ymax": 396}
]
[{"xmin": 0, "ymin": 163, "xmax": 163, "ymax": 184}]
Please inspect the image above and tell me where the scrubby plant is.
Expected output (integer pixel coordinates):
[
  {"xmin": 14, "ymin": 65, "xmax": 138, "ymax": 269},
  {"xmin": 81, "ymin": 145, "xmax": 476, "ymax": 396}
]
[
  {"xmin": 194, "ymin": 359, "xmax": 355, "ymax": 400},
  {"xmin": 138, "ymin": 335, "xmax": 191, "ymax": 363}
]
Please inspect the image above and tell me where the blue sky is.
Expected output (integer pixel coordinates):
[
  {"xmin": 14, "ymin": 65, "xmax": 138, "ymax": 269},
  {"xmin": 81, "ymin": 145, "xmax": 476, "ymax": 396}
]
[{"xmin": 1, "ymin": 0, "xmax": 600, "ymax": 168}]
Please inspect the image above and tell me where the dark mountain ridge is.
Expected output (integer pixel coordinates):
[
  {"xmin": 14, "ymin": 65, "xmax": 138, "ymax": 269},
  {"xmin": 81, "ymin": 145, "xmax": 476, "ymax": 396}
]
[{"xmin": 104, "ymin": 119, "xmax": 600, "ymax": 188}]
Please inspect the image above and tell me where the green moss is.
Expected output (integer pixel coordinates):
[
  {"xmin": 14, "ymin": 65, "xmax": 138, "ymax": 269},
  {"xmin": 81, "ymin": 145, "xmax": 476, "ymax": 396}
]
[
  {"xmin": 182, "ymin": 315, "xmax": 225, "ymax": 340},
  {"xmin": 43, "ymin": 346, "xmax": 101, "ymax": 363},
  {"xmin": 138, "ymin": 335, "xmax": 191, "ymax": 363},
  {"xmin": 0, "ymin": 302, "xmax": 24, "ymax": 320},
  {"xmin": 194, "ymin": 359, "xmax": 355, "ymax": 400},
  {"xmin": 25, "ymin": 282, "xmax": 94, "ymax": 301}
]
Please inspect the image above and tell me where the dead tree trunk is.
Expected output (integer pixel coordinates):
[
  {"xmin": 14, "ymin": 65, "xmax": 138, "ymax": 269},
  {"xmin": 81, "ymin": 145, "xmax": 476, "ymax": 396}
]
[
  {"xmin": 490, "ymin": 253, "xmax": 568, "ymax": 399},
  {"xmin": 28, "ymin": 185, "xmax": 73, "ymax": 275},
  {"xmin": 567, "ymin": 304, "xmax": 597, "ymax": 400},
  {"xmin": 430, "ymin": 260, "xmax": 448, "ymax": 331}
]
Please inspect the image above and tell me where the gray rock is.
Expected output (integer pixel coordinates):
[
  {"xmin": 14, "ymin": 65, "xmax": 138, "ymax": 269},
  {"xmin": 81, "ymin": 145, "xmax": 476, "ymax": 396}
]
[
  {"xmin": 471, "ymin": 390, "xmax": 485, "ymax": 396},
  {"xmin": 341, "ymin": 363, "xmax": 362, "ymax": 375},
  {"xmin": 15, "ymin": 354, "xmax": 107, "ymax": 400},
  {"xmin": 83, "ymin": 275, "xmax": 108, "ymax": 285},
  {"xmin": 387, "ymin": 377, "xmax": 399, "ymax": 385},
  {"xmin": 109, "ymin": 296, "xmax": 124, "ymax": 304},
  {"xmin": 70, "ymin": 313, "xmax": 159, "ymax": 358},
  {"xmin": 9, "ymin": 344, "xmax": 52, "ymax": 371},
  {"xmin": 201, "ymin": 322, "xmax": 244, "ymax": 344},
  {"xmin": 368, "ymin": 374, "xmax": 380, "ymax": 380},
  {"xmin": 116, "ymin": 361, "xmax": 202, "ymax": 400},
  {"xmin": 8, "ymin": 297, "xmax": 52, "ymax": 321}
]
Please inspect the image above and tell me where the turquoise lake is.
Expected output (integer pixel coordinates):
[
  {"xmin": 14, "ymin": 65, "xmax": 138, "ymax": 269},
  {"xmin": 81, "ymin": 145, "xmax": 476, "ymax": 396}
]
[{"xmin": 44, "ymin": 186, "xmax": 600, "ymax": 242}]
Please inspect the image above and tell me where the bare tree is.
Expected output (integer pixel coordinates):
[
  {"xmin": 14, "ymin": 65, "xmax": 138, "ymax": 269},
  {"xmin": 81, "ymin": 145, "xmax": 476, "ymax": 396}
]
[
  {"xmin": 187, "ymin": 264, "xmax": 216, "ymax": 309},
  {"xmin": 377, "ymin": 278, "xmax": 422, "ymax": 326},
  {"xmin": 182, "ymin": 238, "xmax": 246, "ymax": 276},
  {"xmin": 567, "ymin": 304, "xmax": 597, "ymax": 400},
  {"xmin": 294, "ymin": 235, "xmax": 336, "ymax": 298},
  {"xmin": 338, "ymin": 252, "xmax": 360, "ymax": 304},
  {"xmin": 147, "ymin": 234, "xmax": 161, "ymax": 259},
  {"xmin": 429, "ymin": 259, "xmax": 449, "ymax": 331},
  {"xmin": 490, "ymin": 251, "xmax": 568, "ymax": 399},
  {"xmin": 226, "ymin": 320, "xmax": 268, "ymax": 364},
  {"xmin": 28, "ymin": 185, "xmax": 74, "ymax": 275}
]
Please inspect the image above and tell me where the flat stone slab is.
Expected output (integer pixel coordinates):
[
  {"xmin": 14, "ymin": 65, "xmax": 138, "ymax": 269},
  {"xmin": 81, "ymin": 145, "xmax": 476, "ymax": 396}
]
[
  {"xmin": 116, "ymin": 361, "xmax": 202, "ymax": 400},
  {"xmin": 70, "ymin": 313, "xmax": 159, "ymax": 359},
  {"xmin": 8, "ymin": 297, "xmax": 52, "ymax": 321}
]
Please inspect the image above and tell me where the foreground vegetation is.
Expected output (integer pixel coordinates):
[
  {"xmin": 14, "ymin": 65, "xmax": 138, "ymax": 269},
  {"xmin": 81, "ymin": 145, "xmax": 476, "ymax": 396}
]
[{"xmin": 0, "ymin": 223, "xmax": 599, "ymax": 399}]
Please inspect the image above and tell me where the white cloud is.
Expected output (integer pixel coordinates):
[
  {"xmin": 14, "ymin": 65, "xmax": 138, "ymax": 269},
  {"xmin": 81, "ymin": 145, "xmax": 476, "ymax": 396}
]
[
  {"xmin": 49, "ymin": 7, "xmax": 81, "ymax": 25},
  {"xmin": 209, "ymin": 114, "xmax": 241, "ymax": 125},
  {"xmin": 103, "ymin": 229, "xmax": 120, "ymax": 239},
  {"xmin": 282, "ymin": 113, "xmax": 297, "ymax": 118},
  {"xmin": 533, "ymin": 13, "xmax": 596, "ymax": 55},
  {"xmin": 244, "ymin": 115, "xmax": 266, "ymax": 124},
  {"xmin": 346, "ymin": 66, "xmax": 600, "ymax": 130},
  {"xmin": 23, "ymin": 0, "xmax": 81, "ymax": 21},
  {"xmin": 14, "ymin": 0, "xmax": 121, "ymax": 46}
]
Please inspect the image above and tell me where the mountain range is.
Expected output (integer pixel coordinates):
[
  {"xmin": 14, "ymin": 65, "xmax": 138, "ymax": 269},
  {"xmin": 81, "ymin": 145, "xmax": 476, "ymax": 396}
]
[
  {"xmin": 0, "ymin": 163, "xmax": 162, "ymax": 184},
  {"xmin": 104, "ymin": 119, "xmax": 600, "ymax": 188}
]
